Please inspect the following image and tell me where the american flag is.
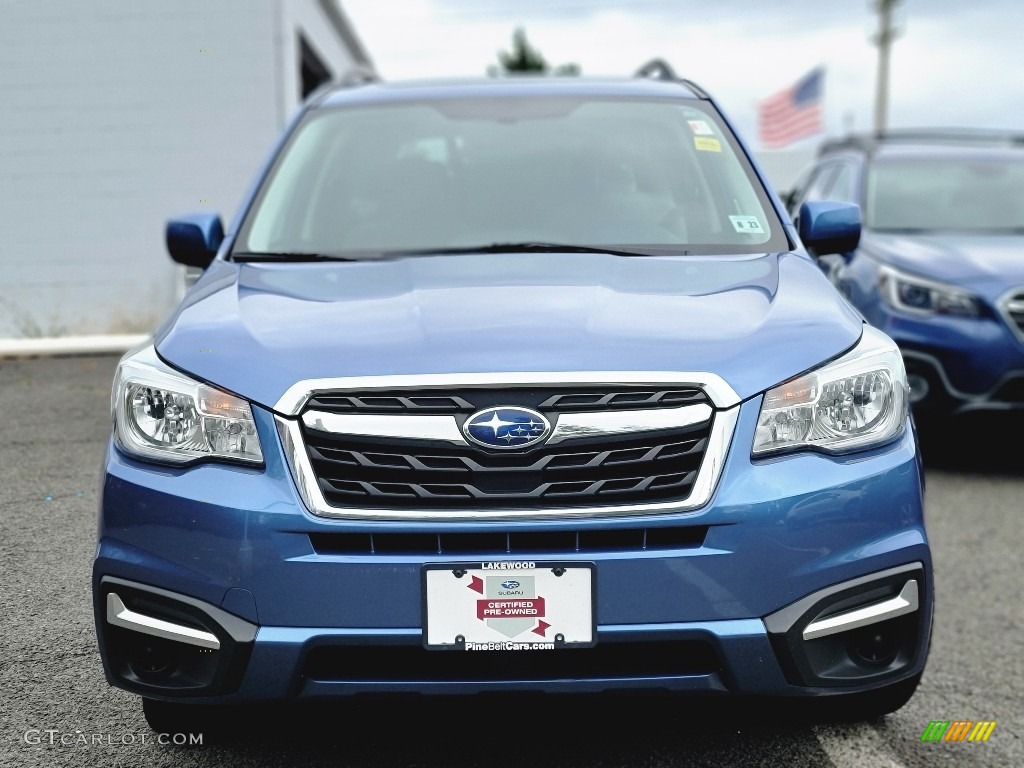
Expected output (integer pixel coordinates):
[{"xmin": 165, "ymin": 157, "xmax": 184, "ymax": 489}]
[{"xmin": 758, "ymin": 67, "xmax": 824, "ymax": 149}]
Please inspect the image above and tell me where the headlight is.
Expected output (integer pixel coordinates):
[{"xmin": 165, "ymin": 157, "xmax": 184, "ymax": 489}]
[
  {"xmin": 753, "ymin": 326, "xmax": 908, "ymax": 456},
  {"xmin": 112, "ymin": 344, "xmax": 263, "ymax": 465},
  {"xmin": 878, "ymin": 266, "xmax": 979, "ymax": 317}
]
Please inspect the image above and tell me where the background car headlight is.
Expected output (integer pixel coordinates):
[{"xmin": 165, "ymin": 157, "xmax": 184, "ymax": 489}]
[
  {"xmin": 753, "ymin": 326, "xmax": 908, "ymax": 456},
  {"xmin": 112, "ymin": 344, "xmax": 263, "ymax": 465},
  {"xmin": 878, "ymin": 266, "xmax": 979, "ymax": 316}
]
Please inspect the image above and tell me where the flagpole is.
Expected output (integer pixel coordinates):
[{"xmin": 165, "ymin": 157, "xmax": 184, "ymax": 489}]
[{"xmin": 872, "ymin": 0, "xmax": 902, "ymax": 135}]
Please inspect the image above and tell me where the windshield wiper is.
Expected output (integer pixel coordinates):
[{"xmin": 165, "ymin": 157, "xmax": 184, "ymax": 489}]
[
  {"xmin": 389, "ymin": 242, "xmax": 656, "ymax": 258},
  {"xmin": 232, "ymin": 242, "xmax": 661, "ymax": 262},
  {"xmin": 231, "ymin": 251, "xmax": 360, "ymax": 263}
]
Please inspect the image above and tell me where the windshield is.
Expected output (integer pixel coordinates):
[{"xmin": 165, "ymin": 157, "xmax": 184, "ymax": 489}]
[
  {"xmin": 235, "ymin": 96, "xmax": 789, "ymax": 258},
  {"xmin": 867, "ymin": 155, "xmax": 1024, "ymax": 232}
]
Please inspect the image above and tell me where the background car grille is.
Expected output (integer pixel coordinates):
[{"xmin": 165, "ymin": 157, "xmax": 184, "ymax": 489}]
[
  {"xmin": 1002, "ymin": 289, "xmax": 1024, "ymax": 340},
  {"xmin": 299, "ymin": 386, "xmax": 713, "ymax": 510}
]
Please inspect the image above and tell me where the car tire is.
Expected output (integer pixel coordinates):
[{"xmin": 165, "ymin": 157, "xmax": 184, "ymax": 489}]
[
  {"xmin": 141, "ymin": 697, "xmax": 230, "ymax": 739},
  {"xmin": 819, "ymin": 671, "xmax": 924, "ymax": 724}
]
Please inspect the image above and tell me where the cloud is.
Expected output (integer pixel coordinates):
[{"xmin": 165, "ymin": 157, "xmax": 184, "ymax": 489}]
[{"xmin": 340, "ymin": 0, "xmax": 1023, "ymax": 143}]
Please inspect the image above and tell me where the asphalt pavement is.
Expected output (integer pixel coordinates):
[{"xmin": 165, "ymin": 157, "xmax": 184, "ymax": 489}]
[{"xmin": 1, "ymin": 354, "xmax": 1020, "ymax": 767}]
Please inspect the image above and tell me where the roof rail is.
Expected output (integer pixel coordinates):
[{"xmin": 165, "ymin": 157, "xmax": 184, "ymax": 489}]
[
  {"xmin": 636, "ymin": 58, "xmax": 677, "ymax": 81},
  {"xmin": 873, "ymin": 128, "xmax": 1024, "ymax": 144},
  {"xmin": 634, "ymin": 59, "xmax": 709, "ymax": 99},
  {"xmin": 819, "ymin": 128, "xmax": 1024, "ymax": 155},
  {"xmin": 339, "ymin": 65, "xmax": 380, "ymax": 87},
  {"xmin": 815, "ymin": 135, "xmax": 874, "ymax": 155}
]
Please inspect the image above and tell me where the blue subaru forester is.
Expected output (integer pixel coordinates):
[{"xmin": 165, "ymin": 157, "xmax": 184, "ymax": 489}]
[{"xmin": 93, "ymin": 61, "xmax": 932, "ymax": 733}]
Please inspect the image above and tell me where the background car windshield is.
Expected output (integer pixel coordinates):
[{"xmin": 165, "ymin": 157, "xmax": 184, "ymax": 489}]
[
  {"xmin": 867, "ymin": 156, "xmax": 1024, "ymax": 232},
  {"xmin": 239, "ymin": 97, "xmax": 787, "ymax": 255}
]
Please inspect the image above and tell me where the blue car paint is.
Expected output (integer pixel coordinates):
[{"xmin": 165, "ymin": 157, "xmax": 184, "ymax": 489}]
[
  {"xmin": 839, "ymin": 234, "xmax": 1024, "ymax": 397},
  {"xmin": 94, "ymin": 74, "xmax": 932, "ymax": 711},
  {"xmin": 155, "ymin": 251, "xmax": 862, "ymax": 410}
]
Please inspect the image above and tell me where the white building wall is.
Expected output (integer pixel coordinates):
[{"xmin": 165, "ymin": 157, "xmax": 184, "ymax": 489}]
[{"xmin": 0, "ymin": 0, "xmax": 369, "ymax": 339}]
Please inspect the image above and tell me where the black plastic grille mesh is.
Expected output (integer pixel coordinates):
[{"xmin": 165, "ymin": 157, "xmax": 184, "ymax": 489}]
[
  {"xmin": 308, "ymin": 524, "xmax": 708, "ymax": 555},
  {"xmin": 306, "ymin": 386, "xmax": 709, "ymax": 414}
]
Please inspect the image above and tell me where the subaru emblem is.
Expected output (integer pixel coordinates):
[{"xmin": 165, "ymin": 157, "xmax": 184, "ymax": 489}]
[{"xmin": 463, "ymin": 407, "xmax": 551, "ymax": 450}]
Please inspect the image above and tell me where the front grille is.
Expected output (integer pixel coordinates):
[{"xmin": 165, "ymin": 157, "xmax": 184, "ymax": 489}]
[
  {"xmin": 1001, "ymin": 289, "xmax": 1024, "ymax": 341},
  {"xmin": 303, "ymin": 639, "xmax": 720, "ymax": 682},
  {"xmin": 303, "ymin": 426, "xmax": 709, "ymax": 508},
  {"xmin": 309, "ymin": 525, "xmax": 708, "ymax": 555},
  {"xmin": 298, "ymin": 385, "xmax": 715, "ymax": 511}
]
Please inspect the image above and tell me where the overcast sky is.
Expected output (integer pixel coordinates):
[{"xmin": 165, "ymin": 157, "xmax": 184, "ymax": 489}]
[{"xmin": 340, "ymin": 0, "xmax": 1023, "ymax": 151}]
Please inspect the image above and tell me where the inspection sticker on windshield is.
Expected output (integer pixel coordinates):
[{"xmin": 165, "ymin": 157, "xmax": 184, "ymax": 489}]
[
  {"xmin": 688, "ymin": 119, "xmax": 714, "ymax": 136},
  {"xmin": 729, "ymin": 215, "xmax": 765, "ymax": 234},
  {"xmin": 423, "ymin": 562, "xmax": 595, "ymax": 650},
  {"xmin": 694, "ymin": 136, "xmax": 722, "ymax": 152}
]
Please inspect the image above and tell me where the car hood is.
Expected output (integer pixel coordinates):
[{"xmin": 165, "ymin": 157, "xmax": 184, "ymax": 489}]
[
  {"xmin": 863, "ymin": 231, "xmax": 1024, "ymax": 294},
  {"xmin": 155, "ymin": 251, "xmax": 863, "ymax": 412}
]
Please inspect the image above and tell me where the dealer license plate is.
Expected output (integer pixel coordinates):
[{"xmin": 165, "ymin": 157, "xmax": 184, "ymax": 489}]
[{"xmin": 423, "ymin": 561, "xmax": 595, "ymax": 650}]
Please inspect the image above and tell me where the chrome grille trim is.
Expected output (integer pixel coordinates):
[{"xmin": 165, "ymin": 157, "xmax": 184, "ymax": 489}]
[
  {"xmin": 546, "ymin": 404, "xmax": 713, "ymax": 444},
  {"xmin": 300, "ymin": 403, "xmax": 715, "ymax": 446},
  {"xmin": 276, "ymin": 405, "xmax": 739, "ymax": 521},
  {"xmin": 302, "ymin": 411, "xmax": 467, "ymax": 443}
]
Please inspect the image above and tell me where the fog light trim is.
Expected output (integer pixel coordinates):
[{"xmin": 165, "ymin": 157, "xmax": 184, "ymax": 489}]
[
  {"xmin": 107, "ymin": 592, "xmax": 221, "ymax": 650},
  {"xmin": 802, "ymin": 579, "xmax": 918, "ymax": 641}
]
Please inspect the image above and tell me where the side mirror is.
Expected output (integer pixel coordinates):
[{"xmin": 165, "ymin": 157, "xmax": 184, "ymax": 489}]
[
  {"xmin": 165, "ymin": 213, "xmax": 224, "ymax": 269},
  {"xmin": 797, "ymin": 201, "xmax": 860, "ymax": 258}
]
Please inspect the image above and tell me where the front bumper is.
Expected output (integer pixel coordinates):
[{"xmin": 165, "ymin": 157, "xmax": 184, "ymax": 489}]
[
  {"xmin": 93, "ymin": 398, "xmax": 932, "ymax": 702},
  {"xmin": 900, "ymin": 347, "xmax": 1024, "ymax": 413}
]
